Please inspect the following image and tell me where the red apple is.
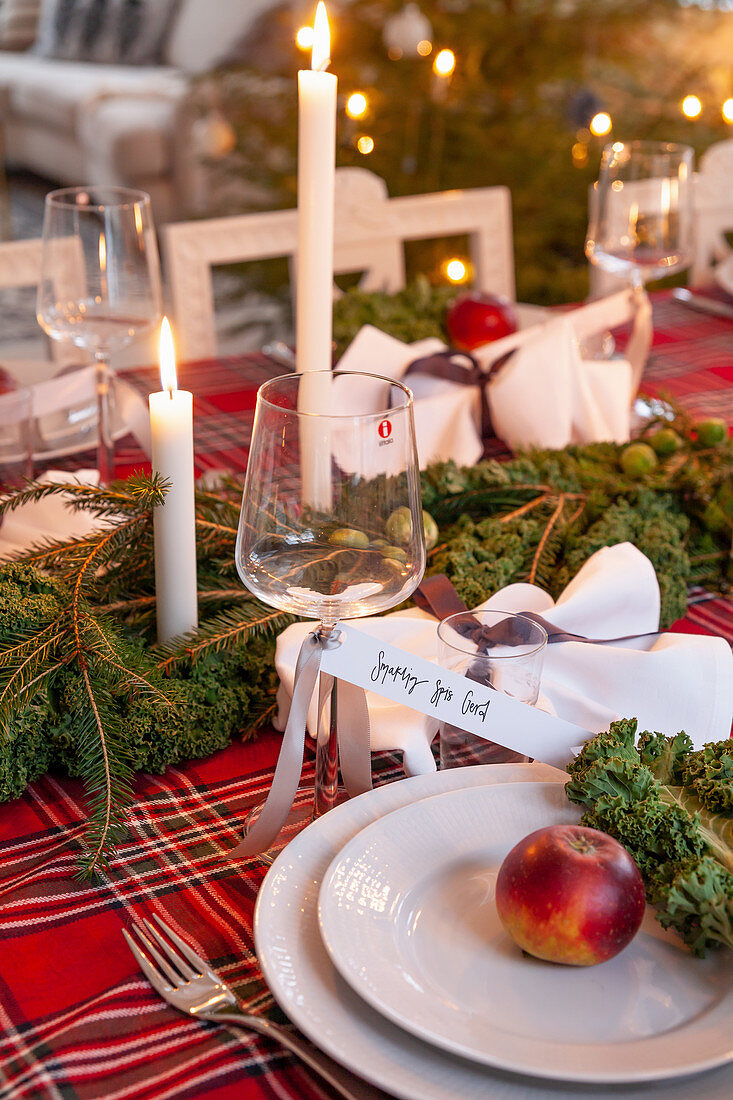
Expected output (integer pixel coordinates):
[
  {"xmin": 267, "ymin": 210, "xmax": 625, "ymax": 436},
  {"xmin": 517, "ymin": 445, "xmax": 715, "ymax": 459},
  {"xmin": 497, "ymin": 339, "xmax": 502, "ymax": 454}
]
[
  {"xmin": 445, "ymin": 293, "xmax": 518, "ymax": 351},
  {"xmin": 495, "ymin": 824, "xmax": 645, "ymax": 966}
]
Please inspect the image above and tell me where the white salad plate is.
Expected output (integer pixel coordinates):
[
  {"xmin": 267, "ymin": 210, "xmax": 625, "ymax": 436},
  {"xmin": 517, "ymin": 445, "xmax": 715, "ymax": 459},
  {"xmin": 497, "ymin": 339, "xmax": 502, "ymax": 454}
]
[
  {"xmin": 318, "ymin": 782, "xmax": 733, "ymax": 1085},
  {"xmin": 714, "ymin": 254, "xmax": 733, "ymax": 297},
  {"xmin": 254, "ymin": 764, "xmax": 733, "ymax": 1100}
]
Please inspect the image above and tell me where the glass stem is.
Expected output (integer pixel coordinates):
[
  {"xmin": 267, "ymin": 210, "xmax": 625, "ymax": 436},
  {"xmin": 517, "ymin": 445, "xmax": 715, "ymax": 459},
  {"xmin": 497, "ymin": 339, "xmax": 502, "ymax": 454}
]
[
  {"xmin": 314, "ymin": 623, "xmax": 340, "ymax": 818},
  {"xmin": 94, "ymin": 354, "xmax": 114, "ymax": 485}
]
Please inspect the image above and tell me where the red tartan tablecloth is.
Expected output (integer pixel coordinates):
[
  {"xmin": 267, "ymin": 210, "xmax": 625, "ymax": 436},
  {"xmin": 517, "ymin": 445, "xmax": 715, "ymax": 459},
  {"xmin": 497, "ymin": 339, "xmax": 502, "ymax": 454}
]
[{"xmin": 1, "ymin": 291, "xmax": 731, "ymax": 1100}]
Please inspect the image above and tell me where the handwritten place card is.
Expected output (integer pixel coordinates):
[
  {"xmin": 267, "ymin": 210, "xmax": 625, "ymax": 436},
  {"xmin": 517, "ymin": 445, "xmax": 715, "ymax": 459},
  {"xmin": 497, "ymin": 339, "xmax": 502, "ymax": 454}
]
[{"xmin": 320, "ymin": 623, "xmax": 590, "ymax": 768}]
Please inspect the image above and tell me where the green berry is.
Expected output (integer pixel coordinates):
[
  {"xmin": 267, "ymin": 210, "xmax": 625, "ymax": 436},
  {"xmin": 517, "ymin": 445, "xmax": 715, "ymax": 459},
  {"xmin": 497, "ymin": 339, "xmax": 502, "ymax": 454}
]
[
  {"xmin": 422, "ymin": 510, "xmax": 439, "ymax": 550},
  {"xmin": 329, "ymin": 527, "xmax": 370, "ymax": 548},
  {"xmin": 649, "ymin": 428, "xmax": 683, "ymax": 457},
  {"xmin": 694, "ymin": 418, "xmax": 727, "ymax": 447},
  {"xmin": 382, "ymin": 545, "xmax": 407, "ymax": 563},
  {"xmin": 385, "ymin": 507, "xmax": 413, "ymax": 545},
  {"xmin": 620, "ymin": 442, "xmax": 658, "ymax": 479}
]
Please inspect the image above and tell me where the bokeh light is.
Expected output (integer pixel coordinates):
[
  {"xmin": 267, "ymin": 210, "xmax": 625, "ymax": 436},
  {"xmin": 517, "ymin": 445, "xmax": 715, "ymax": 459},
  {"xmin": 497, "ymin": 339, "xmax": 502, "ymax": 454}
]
[
  {"xmin": 357, "ymin": 135, "xmax": 375, "ymax": 155},
  {"xmin": 681, "ymin": 94, "xmax": 702, "ymax": 118},
  {"xmin": 572, "ymin": 141, "xmax": 588, "ymax": 167},
  {"xmin": 589, "ymin": 112, "xmax": 612, "ymax": 136},
  {"xmin": 296, "ymin": 26, "xmax": 313, "ymax": 50},
  {"xmin": 417, "ymin": 39, "xmax": 433, "ymax": 56},
  {"xmin": 346, "ymin": 92, "xmax": 368, "ymax": 119},
  {"xmin": 433, "ymin": 49, "xmax": 456, "ymax": 77},
  {"xmin": 722, "ymin": 98, "xmax": 733, "ymax": 123},
  {"xmin": 444, "ymin": 258, "xmax": 468, "ymax": 283}
]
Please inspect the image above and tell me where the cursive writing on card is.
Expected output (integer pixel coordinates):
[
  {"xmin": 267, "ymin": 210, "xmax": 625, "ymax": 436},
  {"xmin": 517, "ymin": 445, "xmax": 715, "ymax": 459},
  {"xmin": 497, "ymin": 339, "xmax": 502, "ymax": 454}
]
[
  {"xmin": 370, "ymin": 651, "xmax": 430, "ymax": 696},
  {"xmin": 321, "ymin": 623, "xmax": 591, "ymax": 769}
]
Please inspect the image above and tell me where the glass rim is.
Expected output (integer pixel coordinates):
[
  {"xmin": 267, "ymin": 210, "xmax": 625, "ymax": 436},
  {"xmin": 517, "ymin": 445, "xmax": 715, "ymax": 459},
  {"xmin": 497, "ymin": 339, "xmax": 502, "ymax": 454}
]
[
  {"xmin": 44, "ymin": 185, "xmax": 152, "ymax": 211},
  {"xmin": 437, "ymin": 609, "xmax": 548, "ymax": 659},
  {"xmin": 601, "ymin": 138, "xmax": 694, "ymax": 161},
  {"xmin": 256, "ymin": 369, "xmax": 414, "ymax": 420}
]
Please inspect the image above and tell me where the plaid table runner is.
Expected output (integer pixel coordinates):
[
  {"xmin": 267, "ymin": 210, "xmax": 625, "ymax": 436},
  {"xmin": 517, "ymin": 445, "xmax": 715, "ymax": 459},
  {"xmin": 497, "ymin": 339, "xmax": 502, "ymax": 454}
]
[{"xmin": 1, "ymin": 291, "xmax": 731, "ymax": 1099}]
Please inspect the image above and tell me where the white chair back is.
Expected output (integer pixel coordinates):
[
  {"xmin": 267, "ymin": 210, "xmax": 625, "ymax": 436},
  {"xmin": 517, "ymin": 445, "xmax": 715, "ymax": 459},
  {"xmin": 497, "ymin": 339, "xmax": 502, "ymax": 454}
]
[
  {"xmin": 691, "ymin": 139, "xmax": 733, "ymax": 286},
  {"xmin": 0, "ymin": 238, "xmax": 83, "ymax": 384},
  {"xmin": 164, "ymin": 168, "xmax": 515, "ymax": 360}
]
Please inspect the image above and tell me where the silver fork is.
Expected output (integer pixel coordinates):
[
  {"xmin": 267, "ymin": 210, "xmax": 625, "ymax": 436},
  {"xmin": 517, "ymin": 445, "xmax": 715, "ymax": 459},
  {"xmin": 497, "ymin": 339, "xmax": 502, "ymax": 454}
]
[{"xmin": 123, "ymin": 915, "xmax": 385, "ymax": 1100}]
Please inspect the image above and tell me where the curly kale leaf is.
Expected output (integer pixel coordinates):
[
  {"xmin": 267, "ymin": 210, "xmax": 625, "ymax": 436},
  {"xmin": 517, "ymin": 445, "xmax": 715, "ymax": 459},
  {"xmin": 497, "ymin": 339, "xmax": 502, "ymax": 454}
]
[
  {"xmin": 678, "ymin": 741, "xmax": 733, "ymax": 814},
  {"xmin": 566, "ymin": 755, "xmax": 658, "ymax": 813},
  {"xmin": 581, "ymin": 797, "xmax": 706, "ymax": 881},
  {"xmin": 648, "ymin": 857, "xmax": 733, "ymax": 956},
  {"xmin": 638, "ymin": 729, "xmax": 694, "ymax": 784},
  {"xmin": 566, "ymin": 718, "xmax": 639, "ymax": 782}
]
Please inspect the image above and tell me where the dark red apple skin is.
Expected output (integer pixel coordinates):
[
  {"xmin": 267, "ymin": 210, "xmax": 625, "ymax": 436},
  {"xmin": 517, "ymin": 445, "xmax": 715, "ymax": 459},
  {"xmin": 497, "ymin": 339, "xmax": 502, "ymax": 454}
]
[
  {"xmin": 495, "ymin": 824, "xmax": 646, "ymax": 966},
  {"xmin": 445, "ymin": 293, "xmax": 518, "ymax": 351}
]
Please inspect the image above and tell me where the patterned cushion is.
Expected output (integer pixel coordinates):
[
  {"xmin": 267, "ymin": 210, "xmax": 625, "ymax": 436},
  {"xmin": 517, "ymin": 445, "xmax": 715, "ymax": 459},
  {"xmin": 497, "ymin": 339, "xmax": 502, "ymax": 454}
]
[
  {"xmin": 35, "ymin": 0, "xmax": 180, "ymax": 64},
  {"xmin": 0, "ymin": 0, "xmax": 42, "ymax": 51}
]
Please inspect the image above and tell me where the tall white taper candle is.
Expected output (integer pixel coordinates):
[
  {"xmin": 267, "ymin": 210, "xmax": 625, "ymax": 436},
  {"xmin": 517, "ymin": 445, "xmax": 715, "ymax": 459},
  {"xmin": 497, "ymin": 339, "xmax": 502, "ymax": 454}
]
[
  {"xmin": 296, "ymin": 2, "xmax": 336, "ymax": 508},
  {"xmin": 149, "ymin": 318, "xmax": 198, "ymax": 643}
]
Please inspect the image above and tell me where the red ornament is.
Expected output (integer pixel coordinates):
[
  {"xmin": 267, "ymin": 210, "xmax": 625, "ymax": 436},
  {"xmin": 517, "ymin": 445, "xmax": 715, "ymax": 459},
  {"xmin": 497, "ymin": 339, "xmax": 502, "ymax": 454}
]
[{"xmin": 445, "ymin": 292, "xmax": 518, "ymax": 351}]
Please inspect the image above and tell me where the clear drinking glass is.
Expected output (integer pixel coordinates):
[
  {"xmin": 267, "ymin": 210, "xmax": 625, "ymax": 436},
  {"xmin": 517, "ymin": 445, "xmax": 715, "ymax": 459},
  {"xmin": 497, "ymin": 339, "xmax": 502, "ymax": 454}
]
[
  {"xmin": 236, "ymin": 370, "xmax": 426, "ymax": 851},
  {"xmin": 437, "ymin": 609, "xmax": 547, "ymax": 769},
  {"xmin": 36, "ymin": 186, "xmax": 163, "ymax": 484},
  {"xmin": 0, "ymin": 387, "xmax": 33, "ymax": 492},
  {"xmin": 585, "ymin": 140, "xmax": 694, "ymax": 288}
]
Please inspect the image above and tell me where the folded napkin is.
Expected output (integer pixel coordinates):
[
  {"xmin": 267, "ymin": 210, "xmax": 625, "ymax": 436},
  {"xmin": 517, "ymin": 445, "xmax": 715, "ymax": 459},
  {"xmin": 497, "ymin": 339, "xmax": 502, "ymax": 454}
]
[
  {"xmin": 0, "ymin": 468, "xmax": 107, "ymax": 560},
  {"xmin": 336, "ymin": 288, "xmax": 650, "ymax": 464},
  {"xmin": 273, "ymin": 542, "xmax": 733, "ymax": 772},
  {"xmin": 31, "ymin": 365, "xmax": 152, "ymax": 458}
]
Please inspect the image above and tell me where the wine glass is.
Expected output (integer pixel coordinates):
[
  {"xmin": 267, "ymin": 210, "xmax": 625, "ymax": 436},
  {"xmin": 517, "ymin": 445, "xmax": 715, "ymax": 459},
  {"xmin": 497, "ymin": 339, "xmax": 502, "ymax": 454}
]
[
  {"xmin": 36, "ymin": 186, "xmax": 163, "ymax": 484},
  {"xmin": 586, "ymin": 140, "xmax": 694, "ymax": 287},
  {"xmin": 236, "ymin": 370, "xmax": 426, "ymax": 852},
  {"xmin": 585, "ymin": 140, "xmax": 694, "ymax": 397}
]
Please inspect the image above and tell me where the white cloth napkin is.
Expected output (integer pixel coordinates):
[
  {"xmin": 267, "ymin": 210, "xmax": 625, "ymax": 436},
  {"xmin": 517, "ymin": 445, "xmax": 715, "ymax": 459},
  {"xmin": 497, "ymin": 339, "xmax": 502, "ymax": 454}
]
[
  {"xmin": 336, "ymin": 289, "xmax": 650, "ymax": 465},
  {"xmin": 31, "ymin": 365, "xmax": 152, "ymax": 457},
  {"xmin": 273, "ymin": 542, "xmax": 733, "ymax": 772},
  {"xmin": 0, "ymin": 468, "xmax": 108, "ymax": 560}
]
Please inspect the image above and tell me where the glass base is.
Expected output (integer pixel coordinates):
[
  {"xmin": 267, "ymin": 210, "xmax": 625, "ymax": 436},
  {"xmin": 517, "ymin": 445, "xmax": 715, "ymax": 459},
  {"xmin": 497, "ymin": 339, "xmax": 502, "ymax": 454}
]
[{"xmin": 243, "ymin": 785, "xmax": 350, "ymax": 865}]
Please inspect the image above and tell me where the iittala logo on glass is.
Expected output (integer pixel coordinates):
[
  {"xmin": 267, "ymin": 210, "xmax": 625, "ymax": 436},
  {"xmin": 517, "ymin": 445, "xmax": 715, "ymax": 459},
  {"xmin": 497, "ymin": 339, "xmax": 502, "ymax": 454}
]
[{"xmin": 378, "ymin": 418, "xmax": 394, "ymax": 445}]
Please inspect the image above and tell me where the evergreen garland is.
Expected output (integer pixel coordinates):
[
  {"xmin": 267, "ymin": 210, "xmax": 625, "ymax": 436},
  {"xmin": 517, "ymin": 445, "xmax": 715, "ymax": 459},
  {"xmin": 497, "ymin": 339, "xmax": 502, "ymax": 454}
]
[{"xmin": 0, "ymin": 415, "xmax": 730, "ymax": 875}]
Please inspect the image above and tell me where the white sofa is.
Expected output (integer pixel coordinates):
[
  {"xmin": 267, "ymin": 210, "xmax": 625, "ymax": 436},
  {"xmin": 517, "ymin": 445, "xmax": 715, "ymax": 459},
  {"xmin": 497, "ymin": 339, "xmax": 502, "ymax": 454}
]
[{"xmin": 0, "ymin": 0, "xmax": 278, "ymax": 224}]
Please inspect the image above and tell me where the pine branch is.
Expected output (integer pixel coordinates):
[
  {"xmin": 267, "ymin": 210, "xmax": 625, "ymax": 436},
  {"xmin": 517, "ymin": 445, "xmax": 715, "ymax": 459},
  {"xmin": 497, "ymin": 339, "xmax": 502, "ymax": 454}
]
[
  {"xmin": 528, "ymin": 494, "xmax": 569, "ymax": 586},
  {"xmin": 156, "ymin": 603, "xmax": 292, "ymax": 671}
]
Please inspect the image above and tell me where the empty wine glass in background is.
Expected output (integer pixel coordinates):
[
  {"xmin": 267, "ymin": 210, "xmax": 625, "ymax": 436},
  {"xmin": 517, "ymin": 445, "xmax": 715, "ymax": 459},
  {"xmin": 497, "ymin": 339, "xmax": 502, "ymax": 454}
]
[
  {"xmin": 236, "ymin": 370, "xmax": 426, "ymax": 854},
  {"xmin": 36, "ymin": 186, "xmax": 163, "ymax": 484},
  {"xmin": 585, "ymin": 140, "xmax": 693, "ymax": 394},
  {"xmin": 586, "ymin": 140, "xmax": 694, "ymax": 288}
]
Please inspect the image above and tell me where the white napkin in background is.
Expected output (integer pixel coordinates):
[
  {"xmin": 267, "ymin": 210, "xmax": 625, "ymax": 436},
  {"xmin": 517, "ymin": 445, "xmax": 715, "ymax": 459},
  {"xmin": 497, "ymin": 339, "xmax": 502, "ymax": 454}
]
[
  {"xmin": 0, "ymin": 468, "xmax": 107, "ymax": 560},
  {"xmin": 31, "ymin": 365, "xmax": 152, "ymax": 456},
  {"xmin": 336, "ymin": 288, "xmax": 649, "ymax": 465},
  {"xmin": 273, "ymin": 542, "xmax": 733, "ymax": 773}
]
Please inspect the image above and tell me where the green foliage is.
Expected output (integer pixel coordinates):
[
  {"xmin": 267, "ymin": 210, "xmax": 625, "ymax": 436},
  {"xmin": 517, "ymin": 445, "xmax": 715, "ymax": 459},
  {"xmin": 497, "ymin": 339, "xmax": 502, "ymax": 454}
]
[
  {"xmin": 0, "ymin": 474, "xmax": 287, "ymax": 877},
  {"xmin": 333, "ymin": 276, "xmax": 456, "ymax": 357},
  {"xmin": 566, "ymin": 722, "xmax": 733, "ymax": 955},
  {"xmin": 679, "ymin": 742, "xmax": 733, "ymax": 814}
]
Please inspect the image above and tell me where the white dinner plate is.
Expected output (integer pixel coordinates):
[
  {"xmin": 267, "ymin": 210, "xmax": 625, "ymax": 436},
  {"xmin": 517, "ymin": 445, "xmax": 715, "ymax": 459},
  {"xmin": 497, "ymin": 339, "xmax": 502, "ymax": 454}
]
[
  {"xmin": 714, "ymin": 254, "xmax": 733, "ymax": 297},
  {"xmin": 318, "ymin": 783, "xmax": 733, "ymax": 1084},
  {"xmin": 254, "ymin": 765, "xmax": 733, "ymax": 1100}
]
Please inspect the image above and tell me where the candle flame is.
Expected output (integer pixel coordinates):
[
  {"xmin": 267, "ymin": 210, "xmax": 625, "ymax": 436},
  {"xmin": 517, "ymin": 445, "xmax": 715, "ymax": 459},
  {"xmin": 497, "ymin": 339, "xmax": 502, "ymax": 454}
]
[
  {"xmin": 312, "ymin": 2, "xmax": 330, "ymax": 72},
  {"xmin": 159, "ymin": 317, "xmax": 177, "ymax": 393}
]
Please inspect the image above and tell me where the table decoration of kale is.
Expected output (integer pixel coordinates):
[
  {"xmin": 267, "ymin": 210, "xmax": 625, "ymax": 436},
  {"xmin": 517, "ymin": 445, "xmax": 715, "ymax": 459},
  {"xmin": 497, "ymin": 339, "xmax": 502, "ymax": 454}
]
[
  {"xmin": 565, "ymin": 718, "xmax": 733, "ymax": 957},
  {"xmin": 0, "ymin": 411, "xmax": 730, "ymax": 876}
]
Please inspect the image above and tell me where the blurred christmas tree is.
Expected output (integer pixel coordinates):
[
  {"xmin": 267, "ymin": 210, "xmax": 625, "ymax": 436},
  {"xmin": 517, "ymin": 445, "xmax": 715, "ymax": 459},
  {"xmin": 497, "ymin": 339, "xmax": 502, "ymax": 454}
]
[{"xmin": 188, "ymin": 0, "xmax": 733, "ymax": 307}]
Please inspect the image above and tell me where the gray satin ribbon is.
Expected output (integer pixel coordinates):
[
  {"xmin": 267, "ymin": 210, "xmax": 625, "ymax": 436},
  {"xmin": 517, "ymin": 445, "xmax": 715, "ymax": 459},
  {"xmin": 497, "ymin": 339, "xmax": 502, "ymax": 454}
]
[{"xmin": 231, "ymin": 628, "xmax": 372, "ymax": 858}]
